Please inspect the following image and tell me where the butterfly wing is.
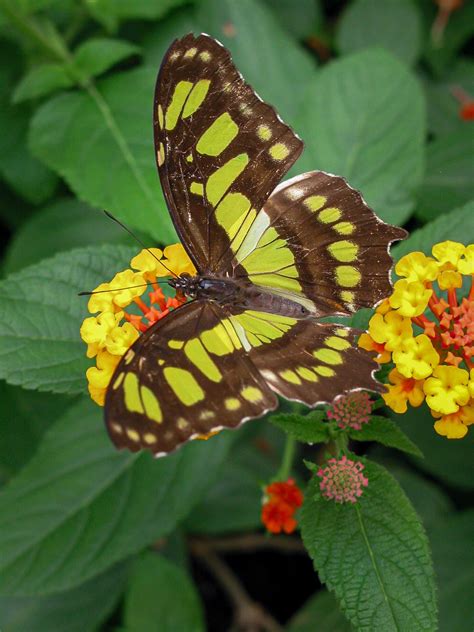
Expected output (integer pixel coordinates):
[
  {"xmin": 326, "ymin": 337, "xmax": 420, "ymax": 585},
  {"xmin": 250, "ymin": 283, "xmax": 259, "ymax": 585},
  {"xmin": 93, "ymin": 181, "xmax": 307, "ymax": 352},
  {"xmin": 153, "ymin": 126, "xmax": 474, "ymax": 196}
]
[
  {"xmin": 154, "ymin": 33, "xmax": 303, "ymax": 272},
  {"xmin": 104, "ymin": 300, "xmax": 277, "ymax": 455},
  {"xmin": 228, "ymin": 171, "xmax": 407, "ymax": 316}
]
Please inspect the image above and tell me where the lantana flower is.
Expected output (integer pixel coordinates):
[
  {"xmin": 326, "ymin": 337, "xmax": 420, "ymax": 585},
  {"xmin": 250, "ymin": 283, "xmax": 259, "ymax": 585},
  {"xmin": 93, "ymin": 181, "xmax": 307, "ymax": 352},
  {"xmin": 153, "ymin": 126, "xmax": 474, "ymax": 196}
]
[
  {"xmin": 327, "ymin": 391, "xmax": 372, "ymax": 430},
  {"xmin": 80, "ymin": 244, "xmax": 195, "ymax": 405},
  {"xmin": 261, "ymin": 478, "xmax": 303, "ymax": 534},
  {"xmin": 317, "ymin": 455, "xmax": 368, "ymax": 504},
  {"xmin": 359, "ymin": 241, "xmax": 474, "ymax": 438}
]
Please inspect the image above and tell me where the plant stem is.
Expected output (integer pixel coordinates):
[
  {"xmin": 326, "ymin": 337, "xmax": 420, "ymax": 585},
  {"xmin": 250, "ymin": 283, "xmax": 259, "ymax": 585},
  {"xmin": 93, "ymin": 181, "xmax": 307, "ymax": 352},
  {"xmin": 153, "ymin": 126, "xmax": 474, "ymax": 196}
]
[{"xmin": 276, "ymin": 435, "xmax": 296, "ymax": 481}]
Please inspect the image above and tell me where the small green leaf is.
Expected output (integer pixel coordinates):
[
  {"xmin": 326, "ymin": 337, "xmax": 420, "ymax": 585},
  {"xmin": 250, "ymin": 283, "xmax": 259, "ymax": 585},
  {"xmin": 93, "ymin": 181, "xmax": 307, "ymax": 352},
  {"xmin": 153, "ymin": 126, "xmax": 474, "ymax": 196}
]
[
  {"xmin": 350, "ymin": 415, "xmax": 423, "ymax": 457},
  {"xmin": 0, "ymin": 562, "xmax": 128, "ymax": 632},
  {"xmin": 0, "ymin": 244, "xmax": 136, "ymax": 394},
  {"xmin": 430, "ymin": 511, "xmax": 474, "ymax": 632},
  {"xmin": 13, "ymin": 64, "xmax": 74, "ymax": 103},
  {"xmin": 85, "ymin": 0, "xmax": 189, "ymax": 25},
  {"xmin": 286, "ymin": 590, "xmax": 351, "ymax": 632},
  {"xmin": 124, "ymin": 553, "xmax": 205, "ymax": 632},
  {"xmin": 73, "ymin": 38, "xmax": 141, "ymax": 79},
  {"xmin": 393, "ymin": 199, "xmax": 474, "ymax": 261},
  {"xmin": 301, "ymin": 459, "xmax": 437, "ymax": 631},
  {"xmin": 0, "ymin": 397, "xmax": 232, "ymax": 595},
  {"xmin": 337, "ymin": 0, "xmax": 422, "ymax": 65},
  {"xmin": 270, "ymin": 411, "xmax": 329, "ymax": 444},
  {"xmin": 392, "ymin": 403, "xmax": 474, "ymax": 490},
  {"xmin": 3, "ymin": 198, "xmax": 132, "ymax": 274},
  {"xmin": 416, "ymin": 128, "xmax": 474, "ymax": 221},
  {"xmin": 296, "ymin": 49, "xmax": 425, "ymax": 225},
  {"xmin": 262, "ymin": 0, "xmax": 322, "ymax": 39},
  {"xmin": 30, "ymin": 68, "xmax": 176, "ymax": 242}
]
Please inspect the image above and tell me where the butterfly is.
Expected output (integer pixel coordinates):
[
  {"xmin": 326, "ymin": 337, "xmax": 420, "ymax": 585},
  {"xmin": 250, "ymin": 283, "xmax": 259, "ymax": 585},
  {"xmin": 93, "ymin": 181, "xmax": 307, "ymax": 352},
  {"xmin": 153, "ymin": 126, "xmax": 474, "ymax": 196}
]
[{"xmin": 105, "ymin": 33, "xmax": 406, "ymax": 456}]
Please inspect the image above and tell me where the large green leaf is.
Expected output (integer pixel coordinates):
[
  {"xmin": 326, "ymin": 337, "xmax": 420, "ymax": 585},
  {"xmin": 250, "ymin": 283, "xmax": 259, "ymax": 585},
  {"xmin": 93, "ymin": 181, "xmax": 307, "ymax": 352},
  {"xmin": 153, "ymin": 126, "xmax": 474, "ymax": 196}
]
[
  {"xmin": 295, "ymin": 49, "xmax": 425, "ymax": 225},
  {"xmin": 3, "ymin": 198, "xmax": 132, "ymax": 274},
  {"xmin": 30, "ymin": 68, "xmax": 176, "ymax": 242},
  {"xmin": 430, "ymin": 511, "xmax": 474, "ymax": 632},
  {"xmin": 0, "ymin": 244, "xmax": 136, "ymax": 394},
  {"xmin": 393, "ymin": 199, "xmax": 474, "ymax": 260},
  {"xmin": 336, "ymin": 0, "xmax": 422, "ymax": 65},
  {"xmin": 262, "ymin": 0, "xmax": 322, "ymax": 39},
  {"xmin": 270, "ymin": 411, "xmax": 329, "ymax": 444},
  {"xmin": 0, "ymin": 381, "xmax": 75, "ymax": 476},
  {"xmin": 124, "ymin": 553, "xmax": 205, "ymax": 632},
  {"xmin": 13, "ymin": 64, "xmax": 74, "ymax": 104},
  {"xmin": 350, "ymin": 415, "xmax": 423, "ymax": 458},
  {"xmin": 392, "ymin": 403, "xmax": 474, "ymax": 490},
  {"xmin": 0, "ymin": 562, "xmax": 128, "ymax": 632},
  {"xmin": 85, "ymin": 0, "xmax": 189, "ymax": 31},
  {"xmin": 286, "ymin": 590, "xmax": 351, "ymax": 632},
  {"xmin": 0, "ymin": 397, "xmax": 232, "ymax": 595},
  {"xmin": 301, "ymin": 459, "xmax": 437, "ymax": 631},
  {"xmin": 72, "ymin": 38, "xmax": 141, "ymax": 79},
  {"xmin": 416, "ymin": 128, "xmax": 474, "ymax": 221}
]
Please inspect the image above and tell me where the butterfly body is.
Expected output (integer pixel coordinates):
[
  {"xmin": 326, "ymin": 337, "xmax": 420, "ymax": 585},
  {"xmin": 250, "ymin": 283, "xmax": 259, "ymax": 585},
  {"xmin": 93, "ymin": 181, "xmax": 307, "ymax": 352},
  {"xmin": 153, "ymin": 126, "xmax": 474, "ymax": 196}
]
[
  {"xmin": 169, "ymin": 274, "xmax": 313, "ymax": 318},
  {"xmin": 104, "ymin": 33, "xmax": 406, "ymax": 456}
]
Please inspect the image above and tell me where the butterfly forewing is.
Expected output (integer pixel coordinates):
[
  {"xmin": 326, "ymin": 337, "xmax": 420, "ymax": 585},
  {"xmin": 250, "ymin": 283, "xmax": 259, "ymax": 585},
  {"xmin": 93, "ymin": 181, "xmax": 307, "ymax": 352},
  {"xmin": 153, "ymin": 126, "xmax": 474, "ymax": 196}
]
[
  {"xmin": 154, "ymin": 33, "xmax": 303, "ymax": 273},
  {"xmin": 105, "ymin": 301, "xmax": 277, "ymax": 455}
]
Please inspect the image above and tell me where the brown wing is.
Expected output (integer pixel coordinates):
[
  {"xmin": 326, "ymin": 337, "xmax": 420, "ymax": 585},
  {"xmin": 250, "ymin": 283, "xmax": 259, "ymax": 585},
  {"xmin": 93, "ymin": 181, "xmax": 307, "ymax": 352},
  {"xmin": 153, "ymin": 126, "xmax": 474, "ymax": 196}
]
[
  {"xmin": 104, "ymin": 300, "xmax": 277, "ymax": 456},
  {"xmin": 154, "ymin": 33, "xmax": 303, "ymax": 273},
  {"xmin": 230, "ymin": 171, "xmax": 407, "ymax": 316}
]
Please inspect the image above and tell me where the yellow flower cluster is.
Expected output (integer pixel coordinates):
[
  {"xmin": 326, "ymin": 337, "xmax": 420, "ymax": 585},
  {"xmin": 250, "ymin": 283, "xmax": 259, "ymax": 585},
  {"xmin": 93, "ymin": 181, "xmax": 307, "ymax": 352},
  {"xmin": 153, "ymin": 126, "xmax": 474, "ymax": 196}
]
[
  {"xmin": 80, "ymin": 244, "xmax": 195, "ymax": 406},
  {"xmin": 359, "ymin": 241, "xmax": 474, "ymax": 439}
]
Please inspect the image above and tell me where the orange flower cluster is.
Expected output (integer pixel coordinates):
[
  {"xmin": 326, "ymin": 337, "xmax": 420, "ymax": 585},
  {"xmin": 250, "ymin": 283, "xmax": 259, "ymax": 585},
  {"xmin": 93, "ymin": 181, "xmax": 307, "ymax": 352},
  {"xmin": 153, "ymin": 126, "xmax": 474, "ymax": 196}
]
[
  {"xmin": 80, "ymin": 245, "xmax": 195, "ymax": 405},
  {"xmin": 261, "ymin": 479, "xmax": 303, "ymax": 534},
  {"xmin": 359, "ymin": 241, "xmax": 474, "ymax": 438}
]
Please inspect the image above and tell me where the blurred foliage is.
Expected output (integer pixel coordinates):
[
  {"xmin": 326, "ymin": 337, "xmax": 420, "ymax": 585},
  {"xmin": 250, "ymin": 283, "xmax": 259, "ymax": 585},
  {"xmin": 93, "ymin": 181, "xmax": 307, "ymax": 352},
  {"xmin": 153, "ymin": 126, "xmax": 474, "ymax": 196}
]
[{"xmin": 0, "ymin": 0, "xmax": 472, "ymax": 630}]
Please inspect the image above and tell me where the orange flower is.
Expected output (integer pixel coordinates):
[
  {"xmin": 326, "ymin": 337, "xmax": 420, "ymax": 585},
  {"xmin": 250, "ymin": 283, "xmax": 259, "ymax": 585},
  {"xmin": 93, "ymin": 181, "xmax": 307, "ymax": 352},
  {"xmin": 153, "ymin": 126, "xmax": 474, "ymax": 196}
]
[{"xmin": 261, "ymin": 478, "xmax": 303, "ymax": 534}]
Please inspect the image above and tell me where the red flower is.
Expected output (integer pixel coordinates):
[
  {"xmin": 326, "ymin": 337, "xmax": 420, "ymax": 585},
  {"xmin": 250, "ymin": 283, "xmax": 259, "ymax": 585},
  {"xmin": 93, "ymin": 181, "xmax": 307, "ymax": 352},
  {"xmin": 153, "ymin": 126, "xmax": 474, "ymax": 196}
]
[
  {"xmin": 460, "ymin": 102, "xmax": 474, "ymax": 121},
  {"xmin": 261, "ymin": 478, "xmax": 303, "ymax": 534}
]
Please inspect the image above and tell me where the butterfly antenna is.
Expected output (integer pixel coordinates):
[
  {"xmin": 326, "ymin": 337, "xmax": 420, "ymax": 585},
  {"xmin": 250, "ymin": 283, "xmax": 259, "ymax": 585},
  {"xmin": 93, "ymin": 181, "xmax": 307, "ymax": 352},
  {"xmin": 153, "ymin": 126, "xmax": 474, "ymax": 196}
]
[
  {"xmin": 103, "ymin": 210, "xmax": 178, "ymax": 278},
  {"xmin": 78, "ymin": 281, "xmax": 169, "ymax": 297}
]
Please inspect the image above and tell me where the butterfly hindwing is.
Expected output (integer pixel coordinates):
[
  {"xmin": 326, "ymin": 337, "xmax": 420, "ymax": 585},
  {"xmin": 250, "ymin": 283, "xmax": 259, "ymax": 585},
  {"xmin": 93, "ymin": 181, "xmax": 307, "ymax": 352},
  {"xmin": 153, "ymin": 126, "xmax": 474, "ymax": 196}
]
[
  {"xmin": 154, "ymin": 33, "xmax": 303, "ymax": 273},
  {"xmin": 226, "ymin": 308, "xmax": 382, "ymax": 406},
  {"xmin": 105, "ymin": 300, "xmax": 277, "ymax": 455},
  {"xmin": 229, "ymin": 171, "xmax": 407, "ymax": 316}
]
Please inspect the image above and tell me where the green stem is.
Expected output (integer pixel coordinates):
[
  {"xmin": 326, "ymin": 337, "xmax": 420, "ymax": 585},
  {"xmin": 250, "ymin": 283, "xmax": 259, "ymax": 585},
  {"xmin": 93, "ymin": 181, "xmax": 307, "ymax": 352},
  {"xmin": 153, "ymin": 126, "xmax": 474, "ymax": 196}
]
[
  {"xmin": 335, "ymin": 431, "xmax": 349, "ymax": 455},
  {"xmin": 276, "ymin": 435, "xmax": 297, "ymax": 481}
]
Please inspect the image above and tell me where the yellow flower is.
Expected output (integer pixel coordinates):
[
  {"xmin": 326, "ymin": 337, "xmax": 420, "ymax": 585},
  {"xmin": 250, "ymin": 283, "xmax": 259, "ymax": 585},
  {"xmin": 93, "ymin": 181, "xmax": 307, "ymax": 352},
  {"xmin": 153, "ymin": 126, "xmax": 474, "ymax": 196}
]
[
  {"xmin": 109, "ymin": 269, "xmax": 146, "ymax": 308},
  {"xmin": 437, "ymin": 269, "xmax": 462, "ymax": 290},
  {"xmin": 389, "ymin": 279, "xmax": 432, "ymax": 317},
  {"xmin": 131, "ymin": 244, "xmax": 196, "ymax": 279},
  {"xmin": 432, "ymin": 241, "xmax": 465, "ymax": 268},
  {"xmin": 432, "ymin": 404, "xmax": 474, "ymax": 439},
  {"xmin": 86, "ymin": 351, "xmax": 121, "ymax": 406},
  {"xmin": 382, "ymin": 368, "xmax": 425, "ymax": 414},
  {"xmin": 457, "ymin": 244, "xmax": 474, "ymax": 275},
  {"xmin": 358, "ymin": 332, "xmax": 391, "ymax": 363},
  {"xmin": 80, "ymin": 311, "xmax": 124, "ymax": 358},
  {"xmin": 375, "ymin": 298, "xmax": 391, "ymax": 315},
  {"xmin": 163, "ymin": 244, "xmax": 196, "ymax": 276},
  {"xmin": 469, "ymin": 369, "xmax": 474, "ymax": 399},
  {"xmin": 87, "ymin": 282, "xmax": 120, "ymax": 315},
  {"xmin": 105, "ymin": 321, "xmax": 140, "ymax": 356},
  {"xmin": 368, "ymin": 310, "xmax": 413, "ymax": 351},
  {"xmin": 423, "ymin": 365, "xmax": 470, "ymax": 415},
  {"xmin": 395, "ymin": 252, "xmax": 439, "ymax": 283},
  {"xmin": 392, "ymin": 334, "xmax": 439, "ymax": 380}
]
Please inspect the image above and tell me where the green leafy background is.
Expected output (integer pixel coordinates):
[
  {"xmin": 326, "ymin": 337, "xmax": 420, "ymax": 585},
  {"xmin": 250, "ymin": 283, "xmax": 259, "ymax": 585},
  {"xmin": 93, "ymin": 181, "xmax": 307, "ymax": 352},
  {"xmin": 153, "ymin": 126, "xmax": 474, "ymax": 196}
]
[{"xmin": 0, "ymin": 0, "xmax": 472, "ymax": 630}]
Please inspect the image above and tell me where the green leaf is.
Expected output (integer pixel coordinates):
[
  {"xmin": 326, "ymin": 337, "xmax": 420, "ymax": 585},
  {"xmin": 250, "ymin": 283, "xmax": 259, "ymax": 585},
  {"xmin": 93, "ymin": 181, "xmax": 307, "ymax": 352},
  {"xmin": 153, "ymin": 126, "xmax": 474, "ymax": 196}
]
[
  {"xmin": 301, "ymin": 459, "xmax": 437, "ymax": 631},
  {"xmin": 392, "ymin": 403, "xmax": 474, "ymax": 490},
  {"xmin": 270, "ymin": 411, "xmax": 329, "ymax": 444},
  {"xmin": 0, "ymin": 381, "xmax": 75, "ymax": 476},
  {"xmin": 3, "ymin": 198, "xmax": 132, "ymax": 274},
  {"xmin": 13, "ymin": 64, "xmax": 74, "ymax": 103},
  {"xmin": 262, "ymin": 0, "xmax": 322, "ymax": 39},
  {"xmin": 296, "ymin": 49, "xmax": 425, "ymax": 226},
  {"xmin": 424, "ymin": 58, "xmax": 474, "ymax": 137},
  {"xmin": 195, "ymin": 0, "xmax": 316, "ymax": 123},
  {"xmin": 124, "ymin": 553, "xmax": 205, "ymax": 632},
  {"xmin": 416, "ymin": 128, "xmax": 474, "ymax": 221},
  {"xmin": 337, "ymin": 0, "xmax": 422, "ymax": 65},
  {"xmin": 0, "ymin": 49, "xmax": 58, "ymax": 205},
  {"xmin": 186, "ymin": 421, "xmax": 284, "ymax": 534},
  {"xmin": 0, "ymin": 244, "xmax": 136, "ymax": 394},
  {"xmin": 430, "ymin": 511, "xmax": 474, "ymax": 632},
  {"xmin": 0, "ymin": 562, "xmax": 128, "ymax": 632},
  {"xmin": 393, "ymin": 199, "xmax": 474, "ymax": 260},
  {"xmin": 350, "ymin": 415, "xmax": 423, "ymax": 457},
  {"xmin": 73, "ymin": 38, "xmax": 141, "ymax": 79},
  {"xmin": 0, "ymin": 397, "xmax": 232, "ymax": 595},
  {"xmin": 84, "ymin": 0, "xmax": 189, "ymax": 31},
  {"xmin": 30, "ymin": 68, "xmax": 176, "ymax": 242},
  {"xmin": 286, "ymin": 590, "xmax": 351, "ymax": 632}
]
